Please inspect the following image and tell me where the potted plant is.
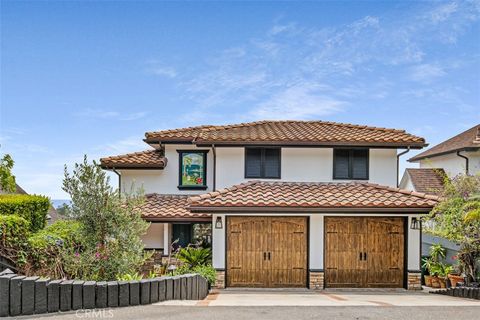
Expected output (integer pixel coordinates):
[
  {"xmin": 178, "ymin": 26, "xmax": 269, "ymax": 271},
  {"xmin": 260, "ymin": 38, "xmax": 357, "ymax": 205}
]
[
  {"xmin": 422, "ymin": 257, "xmax": 434, "ymax": 287},
  {"xmin": 447, "ymin": 257, "xmax": 465, "ymax": 287},
  {"xmin": 423, "ymin": 244, "xmax": 447, "ymax": 288}
]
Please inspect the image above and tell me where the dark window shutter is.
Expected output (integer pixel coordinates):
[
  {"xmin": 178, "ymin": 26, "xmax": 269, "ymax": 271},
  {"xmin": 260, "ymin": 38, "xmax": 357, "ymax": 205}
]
[
  {"xmin": 245, "ymin": 148, "xmax": 262, "ymax": 178},
  {"xmin": 264, "ymin": 148, "xmax": 280, "ymax": 178},
  {"xmin": 352, "ymin": 149, "xmax": 368, "ymax": 179},
  {"xmin": 334, "ymin": 149, "xmax": 350, "ymax": 179}
]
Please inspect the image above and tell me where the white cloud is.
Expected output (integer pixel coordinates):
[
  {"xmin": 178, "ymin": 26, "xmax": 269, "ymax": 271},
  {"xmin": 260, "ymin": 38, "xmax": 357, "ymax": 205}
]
[
  {"xmin": 145, "ymin": 60, "xmax": 177, "ymax": 78},
  {"xmin": 430, "ymin": 2, "xmax": 458, "ymax": 23},
  {"xmin": 75, "ymin": 108, "xmax": 147, "ymax": 121},
  {"xmin": 250, "ymin": 84, "xmax": 345, "ymax": 120},
  {"xmin": 410, "ymin": 64, "xmax": 446, "ymax": 82}
]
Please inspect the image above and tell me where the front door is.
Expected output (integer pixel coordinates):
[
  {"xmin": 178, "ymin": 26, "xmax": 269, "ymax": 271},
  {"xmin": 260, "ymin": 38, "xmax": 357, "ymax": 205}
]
[
  {"xmin": 227, "ymin": 216, "xmax": 307, "ymax": 288},
  {"xmin": 172, "ymin": 223, "xmax": 192, "ymax": 250},
  {"xmin": 325, "ymin": 217, "xmax": 405, "ymax": 288}
]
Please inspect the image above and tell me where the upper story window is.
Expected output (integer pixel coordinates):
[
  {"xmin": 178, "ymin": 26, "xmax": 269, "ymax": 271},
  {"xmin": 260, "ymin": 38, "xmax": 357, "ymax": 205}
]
[
  {"xmin": 333, "ymin": 149, "xmax": 369, "ymax": 180},
  {"xmin": 245, "ymin": 147, "xmax": 281, "ymax": 179},
  {"xmin": 178, "ymin": 150, "xmax": 208, "ymax": 190}
]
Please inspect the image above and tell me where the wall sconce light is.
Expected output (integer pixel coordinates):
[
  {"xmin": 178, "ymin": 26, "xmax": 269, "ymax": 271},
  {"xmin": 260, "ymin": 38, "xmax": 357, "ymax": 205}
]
[
  {"xmin": 410, "ymin": 217, "xmax": 421, "ymax": 230},
  {"xmin": 215, "ymin": 216, "xmax": 223, "ymax": 229}
]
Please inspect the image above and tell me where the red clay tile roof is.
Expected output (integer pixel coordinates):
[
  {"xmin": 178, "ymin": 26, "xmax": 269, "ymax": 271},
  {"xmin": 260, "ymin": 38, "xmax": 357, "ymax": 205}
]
[
  {"xmin": 409, "ymin": 124, "xmax": 480, "ymax": 161},
  {"xmin": 188, "ymin": 181, "xmax": 439, "ymax": 211},
  {"xmin": 139, "ymin": 194, "xmax": 211, "ymax": 221},
  {"xmin": 145, "ymin": 120, "xmax": 426, "ymax": 148},
  {"xmin": 100, "ymin": 150, "xmax": 167, "ymax": 169},
  {"xmin": 405, "ymin": 168, "xmax": 446, "ymax": 196}
]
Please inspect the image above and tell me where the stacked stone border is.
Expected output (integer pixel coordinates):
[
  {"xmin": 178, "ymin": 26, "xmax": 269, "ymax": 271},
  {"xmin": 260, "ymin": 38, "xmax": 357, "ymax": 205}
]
[
  {"xmin": 432, "ymin": 287, "xmax": 480, "ymax": 300},
  {"xmin": 0, "ymin": 271, "xmax": 209, "ymax": 317}
]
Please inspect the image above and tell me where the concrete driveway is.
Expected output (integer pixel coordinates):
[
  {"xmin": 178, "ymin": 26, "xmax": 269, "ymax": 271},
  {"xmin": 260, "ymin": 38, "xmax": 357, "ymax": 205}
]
[
  {"xmin": 17, "ymin": 289, "xmax": 480, "ymax": 320},
  {"xmin": 156, "ymin": 289, "xmax": 480, "ymax": 307}
]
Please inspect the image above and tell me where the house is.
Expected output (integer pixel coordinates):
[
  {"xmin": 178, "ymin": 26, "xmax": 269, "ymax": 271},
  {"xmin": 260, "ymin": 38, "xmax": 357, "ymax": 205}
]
[
  {"xmin": 100, "ymin": 120, "xmax": 440, "ymax": 290},
  {"xmin": 400, "ymin": 124, "xmax": 480, "ymax": 264},
  {"xmin": 407, "ymin": 124, "xmax": 480, "ymax": 176}
]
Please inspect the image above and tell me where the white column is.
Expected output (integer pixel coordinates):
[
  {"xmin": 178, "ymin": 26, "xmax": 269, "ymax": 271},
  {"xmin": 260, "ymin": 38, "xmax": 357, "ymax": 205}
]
[
  {"xmin": 407, "ymin": 215, "xmax": 421, "ymax": 271},
  {"xmin": 163, "ymin": 223, "xmax": 170, "ymax": 255},
  {"xmin": 309, "ymin": 215, "xmax": 324, "ymax": 270},
  {"xmin": 212, "ymin": 214, "xmax": 225, "ymax": 269}
]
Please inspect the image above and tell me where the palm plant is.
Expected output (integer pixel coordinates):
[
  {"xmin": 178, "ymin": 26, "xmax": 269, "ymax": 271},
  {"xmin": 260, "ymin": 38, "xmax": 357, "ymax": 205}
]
[{"xmin": 175, "ymin": 247, "xmax": 212, "ymax": 268}]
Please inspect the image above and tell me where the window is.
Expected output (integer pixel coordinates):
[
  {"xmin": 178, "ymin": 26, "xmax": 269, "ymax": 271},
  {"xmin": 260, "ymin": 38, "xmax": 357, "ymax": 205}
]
[
  {"xmin": 178, "ymin": 150, "xmax": 208, "ymax": 189},
  {"xmin": 333, "ymin": 149, "xmax": 369, "ymax": 180},
  {"xmin": 245, "ymin": 147, "xmax": 281, "ymax": 179}
]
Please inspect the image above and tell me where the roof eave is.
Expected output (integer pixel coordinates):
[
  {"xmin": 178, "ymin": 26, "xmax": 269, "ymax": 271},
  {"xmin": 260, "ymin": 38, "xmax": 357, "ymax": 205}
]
[
  {"xmin": 100, "ymin": 165, "xmax": 165, "ymax": 170},
  {"xmin": 408, "ymin": 146, "xmax": 480, "ymax": 162},
  {"xmin": 143, "ymin": 216, "xmax": 211, "ymax": 222},
  {"xmin": 196, "ymin": 140, "xmax": 427, "ymax": 148},
  {"xmin": 188, "ymin": 206, "xmax": 434, "ymax": 213}
]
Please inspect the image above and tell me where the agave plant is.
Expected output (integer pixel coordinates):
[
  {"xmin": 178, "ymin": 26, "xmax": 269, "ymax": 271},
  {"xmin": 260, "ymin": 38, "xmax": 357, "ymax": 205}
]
[{"xmin": 175, "ymin": 247, "xmax": 212, "ymax": 268}]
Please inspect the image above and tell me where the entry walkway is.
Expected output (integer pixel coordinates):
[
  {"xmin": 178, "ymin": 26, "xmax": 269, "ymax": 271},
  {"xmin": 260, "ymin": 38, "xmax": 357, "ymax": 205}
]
[{"xmin": 154, "ymin": 289, "xmax": 480, "ymax": 307}]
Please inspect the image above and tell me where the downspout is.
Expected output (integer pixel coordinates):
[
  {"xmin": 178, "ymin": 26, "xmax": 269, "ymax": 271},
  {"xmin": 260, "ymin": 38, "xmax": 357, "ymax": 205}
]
[
  {"xmin": 397, "ymin": 147, "xmax": 410, "ymax": 187},
  {"xmin": 112, "ymin": 168, "xmax": 121, "ymax": 194},
  {"xmin": 456, "ymin": 150, "xmax": 469, "ymax": 175},
  {"xmin": 212, "ymin": 144, "xmax": 217, "ymax": 191}
]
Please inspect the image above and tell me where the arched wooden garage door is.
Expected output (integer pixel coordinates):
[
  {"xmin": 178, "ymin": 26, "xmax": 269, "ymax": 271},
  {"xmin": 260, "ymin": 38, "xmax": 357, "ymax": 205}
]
[
  {"xmin": 325, "ymin": 217, "xmax": 405, "ymax": 288},
  {"xmin": 226, "ymin": 216, "xmax": 307, "ymax": 288}
]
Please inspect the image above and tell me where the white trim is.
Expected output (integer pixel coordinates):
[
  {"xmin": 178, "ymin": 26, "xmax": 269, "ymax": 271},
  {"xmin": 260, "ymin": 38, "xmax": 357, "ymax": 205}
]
[{"xmin": 163, "ymin": 223, "xmax": 170, "ymax": 255}]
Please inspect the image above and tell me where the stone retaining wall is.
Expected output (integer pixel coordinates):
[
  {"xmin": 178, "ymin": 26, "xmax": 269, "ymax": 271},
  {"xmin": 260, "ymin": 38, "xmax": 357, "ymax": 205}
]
[
  {"xmin": 0, "ymin": 271, "xmax": 209, "ymax": 317},
  {"xmin": 432, "ymin": 287, "xmax": 480, "ymax": 300}
]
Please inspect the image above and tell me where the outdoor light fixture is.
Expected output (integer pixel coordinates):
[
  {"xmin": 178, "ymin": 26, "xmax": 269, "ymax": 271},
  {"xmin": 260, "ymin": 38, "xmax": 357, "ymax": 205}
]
[
  {"xmin": 410, "ymin": 217, "xmax": 421, "ymax": 230},
  {"xmin": 215, "ymin": 216, "xmax": 223, "ymax": 229}
]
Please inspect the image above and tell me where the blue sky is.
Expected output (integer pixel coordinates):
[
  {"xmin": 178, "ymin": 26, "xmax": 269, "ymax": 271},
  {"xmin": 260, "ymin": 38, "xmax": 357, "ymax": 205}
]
[{"xmin": 1, "ymin": 0, "xmax": 479, "ymax": 199}]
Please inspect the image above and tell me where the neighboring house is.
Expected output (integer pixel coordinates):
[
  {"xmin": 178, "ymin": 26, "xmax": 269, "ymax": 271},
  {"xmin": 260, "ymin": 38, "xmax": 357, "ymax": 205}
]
[
  {"xmin": 400, "ymin": 124, "xmax": 480, "ymax": 264},
  {"xmin": 100, "ymin": 120, "xmax": 440, "ymax": 290},
  {"xmin": 408, "ymin": 124, "xmax": 480, "ymax": 176}
]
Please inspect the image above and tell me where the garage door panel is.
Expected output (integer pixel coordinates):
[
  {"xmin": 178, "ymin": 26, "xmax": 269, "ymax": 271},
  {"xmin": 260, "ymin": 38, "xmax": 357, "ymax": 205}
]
[
  {"xmin": 325, "ymin": 217, "xmax": 404, "ymax": 288},
  {"xmin": 227, "ymin": 216, "xmax": 307, "ymax": 288}
]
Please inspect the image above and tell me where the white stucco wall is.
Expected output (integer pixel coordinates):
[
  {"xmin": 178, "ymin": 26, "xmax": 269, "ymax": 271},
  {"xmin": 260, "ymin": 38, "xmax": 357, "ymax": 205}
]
[
  {"xmin": 212, "ymin": 213, "xmax": 422, "ymax": 273},
  {"xmin": 120, "ymin": 144, "xmax": 214, "ymax": 195},
  {"xmin": 216, "ymin": 147, "xmax": 398, "ymax": 189},
  {"xmin": 121, "ymin": 146, "xmax": 399, "ymax": 194},
  {"xmin": 141, "ymin": 222, "xmax": 165, "ymax": 249},
  {"xmin": 398, "ymin": 171, "xmax": 414, "ymax": 191},
  {"xmin": 419, "ymin": 151, "xmax": 480, "ymax": 177},
  {"xmin": 212, "ymin": 214, "xmax": 226, "ymax": 269}
]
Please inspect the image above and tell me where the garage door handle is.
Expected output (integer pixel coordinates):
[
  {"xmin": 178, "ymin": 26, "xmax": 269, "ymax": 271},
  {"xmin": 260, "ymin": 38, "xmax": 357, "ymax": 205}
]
[
  {"xmin": 359, "ymin": 252, "xmax": 363, "ymax": 261},
  {"xmin": 268, "ymin": 252, "xmax": 271, "ymax": 260},
  {"xmin": 363, "ymin": 252, "xmax": 367, "ymax": 260},
  {"xmin": 263, "ymin": 252, "xmax": 267, "ymax": 260}
]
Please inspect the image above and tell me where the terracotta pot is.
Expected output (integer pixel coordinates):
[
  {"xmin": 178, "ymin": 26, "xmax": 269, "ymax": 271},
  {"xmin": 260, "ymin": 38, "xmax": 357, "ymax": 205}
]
[
  {"xmin": 448, "ymin": 274, "xmax": 464, "ymax": 288},
  {"xmin": 424, "ymin": 275, "xmax": 433, "ymax": 287},
  {"xmin": 431, "ymin": 276, "xmax": 441, "ymax": 288},
  {"xmin": 439, "ymin": 277, "xmax": 447, "ymax": 288}
]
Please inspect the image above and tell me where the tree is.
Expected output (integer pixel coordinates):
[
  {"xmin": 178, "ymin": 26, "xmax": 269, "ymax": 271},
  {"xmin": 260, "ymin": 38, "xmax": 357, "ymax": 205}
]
[
  {"xmin": 428, "ymin": 174, "xmax": 480, "ymax": 283},
  {"xmin": 62, "ymin": 156, "xmax": 149, "ymax": 280},
  {"xmin": 0, "ymin": 154, "xmax": 16, "ymax": 193}
]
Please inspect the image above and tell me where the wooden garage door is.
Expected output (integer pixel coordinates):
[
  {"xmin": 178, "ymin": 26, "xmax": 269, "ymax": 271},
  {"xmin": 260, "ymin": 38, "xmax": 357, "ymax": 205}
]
[
  {"xmin": 325, "ymin": 217, "xmax": 404, "ymax": 288},
  {"xmin": 227, "ymin": 216, "xmax": 307, "ymax": 288}
]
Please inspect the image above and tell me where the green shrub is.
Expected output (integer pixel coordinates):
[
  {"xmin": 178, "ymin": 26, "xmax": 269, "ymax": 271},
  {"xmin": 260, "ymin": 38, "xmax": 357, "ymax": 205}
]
[
  {"xmin": 173, "ymin": 264, "xmax": 216, "ymax": 285},
  {"xmin": 0, "ymin": 214, "xmax": 30, "ymax": 266},
  {"xmin": 0, "ymin": 214, "xmax": 30, "ymax": 248},
  {"xmin": 27, "ymin": 220, "xmax": 83, "ymax": 278},
  {"xmin": 175, "ymin": 247, "xmax": 212, "ymax": 268},
  {"xmin": 0, "ymin": 194, "xmax": 50, "ymax": 232}
]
